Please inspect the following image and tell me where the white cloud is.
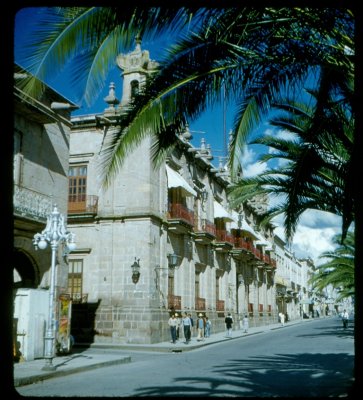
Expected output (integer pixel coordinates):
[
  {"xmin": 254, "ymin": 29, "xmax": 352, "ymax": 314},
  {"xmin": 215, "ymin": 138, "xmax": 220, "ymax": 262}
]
[
  {"xmin": 299, "ymin": 209, "xmax": 342, "ymax": 230},
  {"xmin": 243, "ymin": 161, "xmax": 267, "ymax": 178},
  {"xmin": 241, "ymin": 145, "xmax": 268, "ymax": 178},
  {"xmin": 273, "ymin": 209, "xmax": 341, "ymax": 265},
  {"xmin": 240, "ymin": 136, "xmax": 343, "ymax": 267},
  {"xmin": 292, "ymin": 225, "xmax": 338, "ymax": 265},
  {"xmin": 241, "ymin": 146, "xmax": 257, "ymax": 165},
  {"xmin": 275, "ymin": 128, "xmax": 295, "ymax": 141}
]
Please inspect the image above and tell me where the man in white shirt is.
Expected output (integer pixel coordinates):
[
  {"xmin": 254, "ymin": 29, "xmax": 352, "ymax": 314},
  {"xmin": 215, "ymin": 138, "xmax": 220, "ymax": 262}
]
[
  {"xmin": 341, "ymin": 309, "xmax": 349, "ymax": 328},
  {"xmin": 168, "ymin": 314, "xmax": 178, "ymax": 343}
]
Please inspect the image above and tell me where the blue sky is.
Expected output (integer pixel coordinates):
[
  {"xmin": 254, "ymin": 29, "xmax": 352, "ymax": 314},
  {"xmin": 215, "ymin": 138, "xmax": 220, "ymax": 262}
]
[
  {"xmin": 14, "ymin": 7, "xmax": 344, "ymax": 264},
  {"xmin": 14, "ymin": 7, "xmax": 232, "ymax": 161}
]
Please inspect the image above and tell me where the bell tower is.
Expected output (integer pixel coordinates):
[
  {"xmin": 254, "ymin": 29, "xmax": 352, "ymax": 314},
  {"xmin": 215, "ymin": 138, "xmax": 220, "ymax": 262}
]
[{"xmin": 116, "ymin": 36, "xmax": 159, "ymax": 108}]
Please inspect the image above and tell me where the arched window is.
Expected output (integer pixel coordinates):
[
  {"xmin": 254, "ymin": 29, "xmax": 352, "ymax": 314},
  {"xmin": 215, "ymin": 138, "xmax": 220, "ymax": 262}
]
[{"xmin": 131, "ymin": 80, "xmax": 139, "ymax": 98}]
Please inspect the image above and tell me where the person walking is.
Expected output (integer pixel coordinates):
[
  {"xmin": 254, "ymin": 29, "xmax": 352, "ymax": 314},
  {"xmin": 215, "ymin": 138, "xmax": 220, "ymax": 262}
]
[
  {"xmin": 196, "ymin": 313, "xmax": 205, "ymax": 341},
  {"xmin": 225, "ymin": 313, "xmax": 233, "ymax": 337},
  {"xmin": 205, "ymin": 317, "xmax": 211, "ymax": 338},
  {"xmin": 168, "ymin": 314, "xmax": 178, "ymax": 344},
  {"xmin": 242, "ymin": 314, "xmax": 249, "ymax": 333},
  {"xmin": 279, "ymin": 312, "xmax": 285, "ymax": 327},
  {"xmin": 175, "ymin": 313, "xmax": 181, "ymax": 341},
  {"xmin": 188, "ymin": 313, "xmax": 194, "ymax": 338},
  {"xmin": 182, "ymin": 312, "xmax": 192, "ymax": 343},
  {"xmin": 341, "ymin": 309, "xmax": 349, "ymax": 329}
]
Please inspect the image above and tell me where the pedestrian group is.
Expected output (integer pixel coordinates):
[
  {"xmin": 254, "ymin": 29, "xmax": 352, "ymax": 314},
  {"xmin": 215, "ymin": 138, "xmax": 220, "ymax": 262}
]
[{"xmin": 168, "ymin": 312, "xmax": 252, "ymax": 344}]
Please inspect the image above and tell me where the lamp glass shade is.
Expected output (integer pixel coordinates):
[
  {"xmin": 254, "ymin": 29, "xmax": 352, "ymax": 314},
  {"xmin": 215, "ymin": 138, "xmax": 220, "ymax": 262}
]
[
  {"xmin": 168, "ymin": 253, "xmax": 179, "ymax": 267},
  {"xmin": 38, "ymin": 240, "xmax": 48, "ymax": 250},
  {"xmin": 67, "ymin": 242, "xmax": 77, "ymax": 252}
]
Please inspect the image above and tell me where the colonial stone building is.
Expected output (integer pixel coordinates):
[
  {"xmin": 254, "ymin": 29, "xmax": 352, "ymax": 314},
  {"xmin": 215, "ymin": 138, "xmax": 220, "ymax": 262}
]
[
  {"xmin": 67, "ymin": 42, "xmax": 280, "ymax": 345},
  {"xmin": 12, "ymin": 42, "xmax": 319, "ymax": 357},
  {"xmin": 13, "ymin": 64, "xmax": 77, "ymax": 360}
]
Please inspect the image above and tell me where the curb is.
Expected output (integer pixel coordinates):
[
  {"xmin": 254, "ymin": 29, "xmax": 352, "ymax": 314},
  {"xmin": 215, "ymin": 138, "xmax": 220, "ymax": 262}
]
[
  {"xmin": 79, "ymin": 329, "xmax": 267, "ymax": 354},
  {"xmin": 14, "ymin": 356, "xmax": 131, "ymax": 387},
  {"xmin": 14, "ymin": 318, "xmax": 320, "ymax": 387}
]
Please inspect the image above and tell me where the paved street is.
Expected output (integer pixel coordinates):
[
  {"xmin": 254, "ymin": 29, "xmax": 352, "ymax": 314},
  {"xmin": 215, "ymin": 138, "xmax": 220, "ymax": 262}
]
[{"xmin": 15, "ymin": 317, "xmax": 355, "ymax": 397}]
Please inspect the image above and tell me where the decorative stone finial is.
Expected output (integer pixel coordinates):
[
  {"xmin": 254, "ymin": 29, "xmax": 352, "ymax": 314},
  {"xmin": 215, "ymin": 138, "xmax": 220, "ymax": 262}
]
[{"xmin": 104, "ymin": 82, "xmax": 120, "ymax": 108}]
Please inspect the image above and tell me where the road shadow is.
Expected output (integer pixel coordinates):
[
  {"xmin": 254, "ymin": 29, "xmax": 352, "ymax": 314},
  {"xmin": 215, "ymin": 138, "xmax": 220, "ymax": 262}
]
[
  {"xmin": 295, "ymin": 320, "xmax": 355, "ymax": 339},
  {"xmin": 131, "ymin": 352, "xmax": 355, "ymax": 397}
]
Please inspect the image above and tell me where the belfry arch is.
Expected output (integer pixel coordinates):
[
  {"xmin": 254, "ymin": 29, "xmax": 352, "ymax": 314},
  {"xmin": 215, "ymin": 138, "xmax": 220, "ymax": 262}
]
[{"xmin": 130, "ymin": 80, "xmax": 139, "ymax": 98}]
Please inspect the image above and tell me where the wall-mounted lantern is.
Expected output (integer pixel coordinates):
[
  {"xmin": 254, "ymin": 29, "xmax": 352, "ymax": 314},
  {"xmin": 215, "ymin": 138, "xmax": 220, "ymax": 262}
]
[
  {"xmin": 131, "ymin": 258, "xmax": 141, "ymax": 284},
  {"xmin": 167, "ymin": 253, "xmax": 180, "ymax": 269}
]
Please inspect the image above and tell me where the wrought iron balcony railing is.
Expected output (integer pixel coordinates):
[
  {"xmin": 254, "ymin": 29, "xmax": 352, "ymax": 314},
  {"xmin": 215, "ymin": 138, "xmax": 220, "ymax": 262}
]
[
  {"xmin": 13, "ymin": 184, "xmax": 53, "ymax": 222},
  {"xmin": 233, "ymin": 236, "xmax": 255, "ymax": 252},
  {"xmin": 216, "ymin": 300, "xmax": 225, "ymax": 311},
  {"xmin": 68, "ymin": 195, "xmax": 98, "ymax": 214},
  {"xmin": 168, "ymin": 294, "xmax": 181, "ymax": 310},
  {"xmin": 167, "ymin": 202, "xmax": 194, "ymax": 225},
  {"xmin": 195, "ymin": 297, "xmax": 206, "ymax": 310},
  {"xmin": 215, "ymin": 229, "xmax": 235, "ymax": 244},
  {"xmin": 194, "ymin": 219, "xmax": 216, "ymax": 236}
]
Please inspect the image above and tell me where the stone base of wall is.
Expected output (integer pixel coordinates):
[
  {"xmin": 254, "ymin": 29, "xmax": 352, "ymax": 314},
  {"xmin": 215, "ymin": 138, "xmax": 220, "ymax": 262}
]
[
  {"xmin": 90, "ymin": 307, "xmax": 284, "ymax": 344},
  {"xmin": 94, "ymin": 304, "xmax": 171, "ymax": 344}
]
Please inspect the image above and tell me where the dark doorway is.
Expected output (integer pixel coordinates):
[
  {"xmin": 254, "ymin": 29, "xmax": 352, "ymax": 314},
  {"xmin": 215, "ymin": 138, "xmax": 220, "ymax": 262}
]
[{"xmin": 13, "ymin": 249, "xmax": 37, "ymax": 288}]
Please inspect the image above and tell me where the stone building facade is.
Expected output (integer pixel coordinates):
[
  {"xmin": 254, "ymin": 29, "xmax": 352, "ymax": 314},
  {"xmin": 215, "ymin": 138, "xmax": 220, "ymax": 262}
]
[
  {"xmin": 67, "ymin": 42, "xmax": 280, "ymax": 345},
  {"xmin": 12, "ymin": 42, "xmax": 318, "ymax": 354},
  {"xmin": 13, "ymin": 64, "xmax": 77, "ymax": 359},
  {"xmin": 10, "ymin": 45, "xmax": 329, "ymax": 360}
]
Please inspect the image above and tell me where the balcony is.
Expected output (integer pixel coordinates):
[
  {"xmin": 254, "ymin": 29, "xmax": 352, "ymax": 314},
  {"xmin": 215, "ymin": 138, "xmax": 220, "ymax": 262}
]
[
  {"xmin": 214, "ymin": 229, "xmax": 234, "ymax": 252},
  {"xmin": 13, "ymin": 184, "xmax": 53, "ymax": 223},
  {"xmin": 167, "ymin": 202, "xmax": 194, "ymax": 234},
  {"xmin": 70, "ymin": 293, "xmax": 88, "ymax": 304},
  {"xmin": 168, "ymin": 294, "xmax": 181, "ymax": 311},
  {"xmin": 68, "ymin": 195, "xmax": 98, "ymax": 217},
  {"xmin": 252, "ymin": 247, "xmax": 266, "ymax": 267},
  {"xmin": 193, "ymin": 219, "xmax": 216, "ymax": 244},
  {"xmin": 216, "ymin": 300, "xmax": 225, "ymax": 311},
  {"xmin": 231, "ymin": 236, "xmax": 255, "ymax": 260},
  {"xmin": 262, "ymin": 254, "xmax": 277, "ymax": 270},
  {"xmin": 248, "ymin": 302, "xmax": 254, "ymax": 317},
  {"xmin": 195, "ymin": 297, "xmax": 206, "ymax": 311}
]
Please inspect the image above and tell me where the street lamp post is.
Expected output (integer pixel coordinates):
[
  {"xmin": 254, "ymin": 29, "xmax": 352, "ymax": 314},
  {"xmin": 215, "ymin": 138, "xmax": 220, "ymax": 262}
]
[{"xmin": 33, "ymin": 204, "xmax": 76, "ymax": 371}]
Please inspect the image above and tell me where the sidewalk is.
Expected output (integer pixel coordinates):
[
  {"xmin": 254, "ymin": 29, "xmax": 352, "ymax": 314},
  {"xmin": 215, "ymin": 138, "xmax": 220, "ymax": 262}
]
[{"xmin": 13, "ymin": 318, "xmax": 311, "ymax": 387}]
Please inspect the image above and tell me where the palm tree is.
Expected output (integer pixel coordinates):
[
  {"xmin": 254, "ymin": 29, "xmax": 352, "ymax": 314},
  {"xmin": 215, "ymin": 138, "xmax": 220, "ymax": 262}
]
[
  {"xmin": 15, "ymin": 6, "xmax": 220, "ymax": 105},
  {"xmin": 309, "ymin": 231, "xmax": 355, "ymax": 302},
  {"xmin": 14, "ymin": 8, "xmax": 359, "ymax": 389},
  {"xmin": 16, "ymin": 6, "xmax": 355, "ymax": 243},
  {"xmin": 228, "ymin": 78, "xmax": 354, "ymax": 242},
  {"xmin": 17, "ymin": 8, "xmax": 354, "ymax": 185},
  {"xmin": 96, "ymin": 8, "xmax": 354, "ymax": 243}
]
